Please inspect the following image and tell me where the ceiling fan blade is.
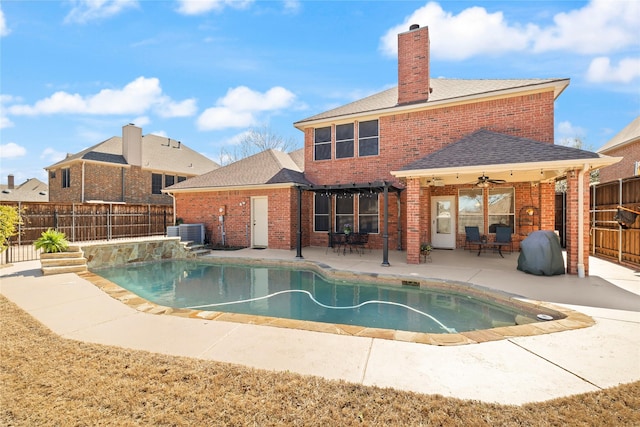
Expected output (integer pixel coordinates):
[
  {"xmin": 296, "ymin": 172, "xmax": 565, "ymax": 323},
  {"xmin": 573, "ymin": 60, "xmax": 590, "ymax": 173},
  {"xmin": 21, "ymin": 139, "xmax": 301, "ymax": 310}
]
[{"xmin": 488, "ymin": 179, "xmax": 506, "ymax": 184}]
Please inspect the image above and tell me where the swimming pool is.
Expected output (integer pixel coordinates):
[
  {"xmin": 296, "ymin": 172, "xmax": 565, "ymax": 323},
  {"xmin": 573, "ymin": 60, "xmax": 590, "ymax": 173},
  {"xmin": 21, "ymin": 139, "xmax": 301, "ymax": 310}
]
[{"xmin": 92, "ymin": 259, "xmax": 562, "ymax": 335}]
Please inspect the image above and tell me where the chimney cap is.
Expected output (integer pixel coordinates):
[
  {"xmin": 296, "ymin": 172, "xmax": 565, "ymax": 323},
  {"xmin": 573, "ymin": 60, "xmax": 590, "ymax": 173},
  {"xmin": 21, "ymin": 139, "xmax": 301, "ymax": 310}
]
[{"xmin": 409, "ymin": 24, "xmax": 420, "ymax": 30}]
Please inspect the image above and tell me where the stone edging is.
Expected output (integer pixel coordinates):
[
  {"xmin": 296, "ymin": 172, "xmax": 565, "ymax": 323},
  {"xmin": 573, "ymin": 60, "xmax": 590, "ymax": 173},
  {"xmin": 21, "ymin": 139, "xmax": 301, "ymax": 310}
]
[{"xmin": 78, "ymin": 258, "xmax": 595, "ymax": 346}]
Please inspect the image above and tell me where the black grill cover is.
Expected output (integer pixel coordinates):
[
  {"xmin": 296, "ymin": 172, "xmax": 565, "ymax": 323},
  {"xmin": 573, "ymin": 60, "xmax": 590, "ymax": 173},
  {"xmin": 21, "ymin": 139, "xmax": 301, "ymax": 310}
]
[{"xmin": 517, "ymin": 230, "xmax": 565, "ymax": 276}]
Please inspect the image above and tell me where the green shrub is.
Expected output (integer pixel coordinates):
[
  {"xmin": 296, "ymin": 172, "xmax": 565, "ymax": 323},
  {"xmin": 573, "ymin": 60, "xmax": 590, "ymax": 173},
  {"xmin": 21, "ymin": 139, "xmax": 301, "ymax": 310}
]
[
  {"xmin": 0, "ymin": 205, "xmax": 23, "ymax": 253},
  {"xmin": 34, "ymin": 229, "xmax": 69, "ymax": 253}
]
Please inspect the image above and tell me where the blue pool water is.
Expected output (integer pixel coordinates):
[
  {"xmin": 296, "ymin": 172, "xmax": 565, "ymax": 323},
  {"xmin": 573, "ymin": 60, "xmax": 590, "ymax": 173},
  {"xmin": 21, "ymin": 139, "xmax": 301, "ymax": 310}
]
[{"xmin": 93, "ymin": 260, "xmax": 542, "ymax": 334}]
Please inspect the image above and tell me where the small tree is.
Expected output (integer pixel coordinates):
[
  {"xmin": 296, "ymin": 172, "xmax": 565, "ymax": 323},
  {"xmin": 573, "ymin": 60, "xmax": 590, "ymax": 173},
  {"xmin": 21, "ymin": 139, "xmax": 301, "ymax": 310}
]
[
  {"xmin": 219, "ymin": 124, "xmax": 301, "ymax": 165},
  {"xmin": 555, "ymin": 136, "xmax": 599, "ymax": 192},
  {"xmin": 0, "ymin": 205, "xmax": 23, "ymax": 253}
]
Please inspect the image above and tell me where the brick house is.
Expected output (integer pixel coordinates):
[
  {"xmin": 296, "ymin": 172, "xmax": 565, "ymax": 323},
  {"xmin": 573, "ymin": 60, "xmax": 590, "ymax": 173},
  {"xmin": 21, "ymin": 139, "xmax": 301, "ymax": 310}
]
[
  {"xmin": 166, "ymin": 148, "xmax": 308, "ymax": 249},
  {"xmin": 596, "ymin": 116, "xmax": 639, "ymax": 183},
  {"xmin": 169, "ymin": 25, "xmax": 620, "ymax": 275},
  {"xmin": 45, "ymin": 124, "xmax": 219, "ymax": 205}
]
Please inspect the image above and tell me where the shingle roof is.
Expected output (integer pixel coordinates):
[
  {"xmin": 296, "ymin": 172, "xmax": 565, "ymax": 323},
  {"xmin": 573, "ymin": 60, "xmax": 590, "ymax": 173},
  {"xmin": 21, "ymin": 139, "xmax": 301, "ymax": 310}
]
[
  {"xmin": 0, "ymin": 178, "xmax": 49, "ymax": 202},
  {"xmin": 295, "ymin": 78, "xmax": 569, "ymax": 125},
  {"xmin": 166, "ymin": 149, "xmax": 311, "ymax": 191},
  {"xmin": 400, "ymin": 130, "xmax": 600, "ymax": 171},
  {"xmin": 47, "ymin": 134, "xmax": 218, "ymax": 175},
  {"xmin": 597, "ymin": 116, "xmax": 640, "ymax": 154}
]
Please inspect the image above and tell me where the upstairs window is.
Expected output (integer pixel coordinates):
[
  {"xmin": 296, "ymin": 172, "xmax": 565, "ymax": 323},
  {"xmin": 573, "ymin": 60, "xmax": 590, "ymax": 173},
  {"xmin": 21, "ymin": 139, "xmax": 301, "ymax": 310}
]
[
  {"xmin": 177, "ymin": 176, "xmax": 187, "ymax": 183},
  {"xmin": 314, "ymin": 126, "xmax": 331, "ymax": 161},
  {"xmin": 335, "ymin": 123, "xmax": 354, "ymax": 159},
  {"xmin": 61, "ymin": 168, "xmax": 71, "ymax": 188},
  {"xmin": 165, "ymin": 175, "xmax": 175, "ymax": 188},
  {"xmin": 152, "ymin": 173, "xmax": 163, "ymax": 194},
  {"xmin": 358, "ymin": 120, "xmax": 379, "ymax": 157}
]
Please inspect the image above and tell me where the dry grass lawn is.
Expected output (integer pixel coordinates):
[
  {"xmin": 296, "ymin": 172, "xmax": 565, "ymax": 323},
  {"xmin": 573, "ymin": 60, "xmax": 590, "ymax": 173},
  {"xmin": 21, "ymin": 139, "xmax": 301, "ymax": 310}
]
[{"xmin": 1, "ymin": 295, "xmax": 639, "ymax": 426}]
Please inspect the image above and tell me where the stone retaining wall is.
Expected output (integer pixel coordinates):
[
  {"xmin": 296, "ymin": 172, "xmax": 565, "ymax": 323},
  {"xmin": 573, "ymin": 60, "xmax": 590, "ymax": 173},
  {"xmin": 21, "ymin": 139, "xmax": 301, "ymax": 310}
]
[{"xmin": 80, "ymin": 237, "xmax": 192, "ymax": 269}]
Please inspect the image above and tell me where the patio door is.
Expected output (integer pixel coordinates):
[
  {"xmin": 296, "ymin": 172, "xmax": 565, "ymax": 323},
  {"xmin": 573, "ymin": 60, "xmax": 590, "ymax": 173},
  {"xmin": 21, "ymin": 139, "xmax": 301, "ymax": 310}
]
[
  {"xmin": 431, "ymin": 196, "xmax": 456, "ymax": 249},
  {"xmin": 251, "ymin": 197, "xmax": 268, "ymax": 248}
]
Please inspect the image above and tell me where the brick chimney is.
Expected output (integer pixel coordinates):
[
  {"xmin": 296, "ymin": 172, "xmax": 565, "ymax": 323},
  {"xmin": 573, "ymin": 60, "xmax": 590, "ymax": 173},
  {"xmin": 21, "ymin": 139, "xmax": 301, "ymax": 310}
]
[
  {"xmin": 122, "ymin": 124, "xmax": 142, "ymax": 167},
  {"xmin": 397, "ymin": 24, "xmax": 430, "ymax": 105},
  {"xmin": 8, "ymin": 174, "xmax": 14, "ymax": 189}
]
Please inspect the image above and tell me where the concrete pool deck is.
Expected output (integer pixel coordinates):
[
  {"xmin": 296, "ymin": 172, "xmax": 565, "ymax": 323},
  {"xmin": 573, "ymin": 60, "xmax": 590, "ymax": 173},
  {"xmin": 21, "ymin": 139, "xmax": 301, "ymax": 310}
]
[{"xmin": 1, "ymin": 248, "xmax": 639, "ymax": 405}]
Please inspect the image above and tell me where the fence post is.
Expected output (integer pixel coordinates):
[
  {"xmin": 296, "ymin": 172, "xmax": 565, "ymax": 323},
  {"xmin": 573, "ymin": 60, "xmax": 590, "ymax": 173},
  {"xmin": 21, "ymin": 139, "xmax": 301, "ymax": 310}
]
[
  {"xmin": 148, "ymin": 204, "xmax": 151, "ymax": 237},
  {"xmin": 72, "ymin": 203, "xmax": 76, "ymax": 242}
]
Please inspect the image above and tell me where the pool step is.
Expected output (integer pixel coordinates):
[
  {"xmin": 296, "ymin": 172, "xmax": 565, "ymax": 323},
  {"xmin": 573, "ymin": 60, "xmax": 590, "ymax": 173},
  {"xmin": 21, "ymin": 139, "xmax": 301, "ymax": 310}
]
[
  {"xmin": 41, "ymin": 248, "xmax": 88, "ymax": 275},
  {"xmin": 180, "ymin": 241, "xmax": 211, "ymax": 257}
]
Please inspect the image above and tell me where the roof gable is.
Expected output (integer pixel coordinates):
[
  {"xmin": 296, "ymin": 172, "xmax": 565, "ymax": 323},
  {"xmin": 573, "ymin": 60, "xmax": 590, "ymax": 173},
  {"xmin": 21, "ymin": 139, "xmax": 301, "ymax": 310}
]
[
  {"xmin": 46, "ymin": 134, "xmax": 219, "ymax": 175},
  {"xmin": 295, "ymin": 78, "xmax": 569, "ymax": 126},
  {"xmin": 597, "ymin": 116, "xmax": 640, "ymax": 154},
  {"xmin": 400, "ymin": 130, "xmax": 600, "ymax": 171},
  {"xmin": 167, "ymin": 149, "xmax": 310, "ymax": 191}
]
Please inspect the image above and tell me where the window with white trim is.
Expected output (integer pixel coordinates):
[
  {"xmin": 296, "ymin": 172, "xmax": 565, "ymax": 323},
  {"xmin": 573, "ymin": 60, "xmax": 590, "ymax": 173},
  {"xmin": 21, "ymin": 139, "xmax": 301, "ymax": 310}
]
[
  {"xmin": 358, "ymin": 120, "xmax": 379, "ymax": 157},
  {"xmin": 335, "ymin": 123, "xmax": 354, "ymax": 159},
  {"xmin": 335, "ymin": 194, "xmax": 354, "ymax": 232},
  {"xmin": 458, "ymin": 188, "xmax": 483, "ymax": 233},
  {"xmin": 314, "ymin": 193, "xmax": 329, "ymax": 232},
  {"xmin": 488, "ymin": 187, "xmax": 515, "ymax": 233},
  {"xmin": 314, "ymin": 126, "xmax": 331, "ymax": 161},
  {"xmin": 358, "ymin": 194, "xmax": 379, "ymax": 233}
]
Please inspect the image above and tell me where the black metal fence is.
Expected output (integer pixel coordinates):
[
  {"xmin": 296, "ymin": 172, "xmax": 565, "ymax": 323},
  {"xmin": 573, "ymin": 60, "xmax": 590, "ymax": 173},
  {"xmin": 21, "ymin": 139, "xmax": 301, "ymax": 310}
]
[{"xmin": 2, "ymin": 202, "xmax": 173, "ymax": 264}]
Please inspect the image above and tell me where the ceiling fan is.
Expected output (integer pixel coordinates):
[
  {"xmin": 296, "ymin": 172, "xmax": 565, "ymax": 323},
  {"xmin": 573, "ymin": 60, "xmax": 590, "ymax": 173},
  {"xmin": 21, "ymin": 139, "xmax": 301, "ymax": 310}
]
[{"xmin": 475, "ymin": 174, "xmax": 506, "ymax": 187}]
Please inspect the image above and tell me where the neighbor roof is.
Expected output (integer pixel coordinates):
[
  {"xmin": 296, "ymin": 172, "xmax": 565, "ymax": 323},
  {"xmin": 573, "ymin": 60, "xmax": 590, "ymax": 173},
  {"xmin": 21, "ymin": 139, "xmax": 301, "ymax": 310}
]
[
  {"xmin": 0, "ymin": 178, "xmax": 49, "ymax": 202},
  {"xmin": 294, "ymin": 78, "xmax": 569, "ymax": 126},
  {"xmin": 165, "ymin": 149, "xmax": 311, "ymax": 191},
  {"xmin": 46, "ymin": 134, "xmax": 219, "ymax": 175},
  {"xmin": 597, "ymin": 116, "xmax": 640, "ymax": 154}
]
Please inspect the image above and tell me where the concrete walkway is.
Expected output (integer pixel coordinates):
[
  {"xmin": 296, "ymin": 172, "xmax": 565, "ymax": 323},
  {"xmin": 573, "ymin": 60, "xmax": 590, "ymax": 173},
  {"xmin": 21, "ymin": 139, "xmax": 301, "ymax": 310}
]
[{"xmin": 1, "ymin": 249, "xmax": 639, "ymax": 405}]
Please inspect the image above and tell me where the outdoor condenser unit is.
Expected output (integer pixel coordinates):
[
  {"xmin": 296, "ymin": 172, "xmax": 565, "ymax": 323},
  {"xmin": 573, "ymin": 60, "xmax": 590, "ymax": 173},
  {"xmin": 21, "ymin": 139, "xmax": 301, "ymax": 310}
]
[{"xmin": 179, "ymin": 224, "xmax": 205, "ymax": 244}]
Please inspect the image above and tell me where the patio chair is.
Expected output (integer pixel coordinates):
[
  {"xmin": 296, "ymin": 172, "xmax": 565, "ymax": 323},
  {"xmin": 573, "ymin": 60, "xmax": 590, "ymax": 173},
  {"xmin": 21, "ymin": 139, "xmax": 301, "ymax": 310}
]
[
  {"xmin": 494, "ymin": 226, "xmax": 513, "ymax": 255},
  {"xmin": 350, "ymin": 232, "xmax": 369, "ymax": 255},
  {"xmin": 464, "ymin": 226, "xmax": 483, "ymax": 252},
  {"xmin": 326, "ymin": 232, "xmax": 346, "ymax": 254}
]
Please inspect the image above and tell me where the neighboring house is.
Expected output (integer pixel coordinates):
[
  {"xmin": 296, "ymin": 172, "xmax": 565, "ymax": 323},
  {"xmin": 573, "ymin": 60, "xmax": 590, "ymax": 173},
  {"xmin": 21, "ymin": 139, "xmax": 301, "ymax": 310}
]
[
  {"xmin": 596, "ymin": 116, "xmax": 640, "ymax": 183},
  {"xmin": 169, "ymin": 25, "xmax": 620, "ymax": 275},
  {"xmin": 45, "ymin": 124, "xmax": 219, "ymax": 205},
  {"xmin": 0, "ymin": 175, "xmax": 48, "ymax": 202}
]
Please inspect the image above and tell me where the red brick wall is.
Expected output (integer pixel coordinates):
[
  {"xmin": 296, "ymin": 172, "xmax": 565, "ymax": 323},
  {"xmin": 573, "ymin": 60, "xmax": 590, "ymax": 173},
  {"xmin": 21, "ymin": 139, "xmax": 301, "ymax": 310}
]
[
  {"xmin": 175, "ymin": 187, "xmax": 301, "ymax": 250},
  {"xmin": 598, "ymin": 142, "xmax": 639, "ymax": 183},
  {"xmin": 398, "ymin": 25, "xmax": 430, "ymax": 105},
  {"xmin": 303, "ymin": 91, "xmax": 555, "ymax": 187},
  {"xmin": 49, "ymin": 162, "xmax": 179, "ymax": 205}
]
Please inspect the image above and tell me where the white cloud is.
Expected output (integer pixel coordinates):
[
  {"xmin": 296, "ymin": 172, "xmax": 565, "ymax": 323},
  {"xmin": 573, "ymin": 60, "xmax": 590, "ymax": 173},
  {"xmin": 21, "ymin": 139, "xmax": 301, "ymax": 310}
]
[
  {"xmin": 533, "ymin": 0, "xmax": 640, "ymax": 54},
  {"xmin": 64, "ymin": 0, "xmax": 139, "ymax": 24},
  {"xmin": 380, "ymin": 0, "xmax": 640, "ymax": 60},
  {"xmin": 557, "ymin": 121, "xmax": 585, "ymax": 138},
  {"xmin": 197, "ymin": 86, "xmax": 296, "ymax": 131},
  {"xmin": 176, "ymin": 0, "xmax": 253, "ymax": 15},
  {"xmin": 0, "ymin": 116, "xmax": 13, "ymax": 129},
  {"xmin": 380, "ymin": 2, "xmax": 533, "ymax": 60},
  {"xmin": 586, "ymin": 57, "xmax": 640, "ymax": 83},
  {"xmin": 0, "ymin": 8, "xmax": 10, "ymax": 37},
  {"xmin": 0, "ymin": 142, "xmax": 27, "ymax": 158},
  {"xmin": 7, "ymin": 77, "xmax": 197, "ymax": 118},
  {"xmin": 40, "ymin": 147, "xmax": 67, "ymax": 163},
  {"xmin": 131, "ymin": 116, "xmax": 150, "ymax": 127}
]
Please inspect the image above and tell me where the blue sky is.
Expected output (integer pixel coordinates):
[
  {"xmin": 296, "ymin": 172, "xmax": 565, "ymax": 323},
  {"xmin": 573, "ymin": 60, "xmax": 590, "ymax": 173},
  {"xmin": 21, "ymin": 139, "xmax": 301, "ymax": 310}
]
[{"xmin": 1, "ymin": 0, "xmax": 639, "ymax": 186}]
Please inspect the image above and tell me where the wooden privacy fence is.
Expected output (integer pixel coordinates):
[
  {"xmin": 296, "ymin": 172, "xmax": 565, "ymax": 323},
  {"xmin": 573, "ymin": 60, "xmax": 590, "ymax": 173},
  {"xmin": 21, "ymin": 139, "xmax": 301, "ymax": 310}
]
[
  {"xmin": 590, "ymin": 176, "xmax": 640, "ymax": 268},
  {"xmin": 2, "ymin": 202, "xmax": 173, "ymax": 263}
]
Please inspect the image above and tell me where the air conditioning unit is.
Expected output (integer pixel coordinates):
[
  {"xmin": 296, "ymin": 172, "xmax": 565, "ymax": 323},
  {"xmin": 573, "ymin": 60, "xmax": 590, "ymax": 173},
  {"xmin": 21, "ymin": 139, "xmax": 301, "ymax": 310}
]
[{"xmin": 178, "ymin": 224, "xmax": 205, "ymax": 244}]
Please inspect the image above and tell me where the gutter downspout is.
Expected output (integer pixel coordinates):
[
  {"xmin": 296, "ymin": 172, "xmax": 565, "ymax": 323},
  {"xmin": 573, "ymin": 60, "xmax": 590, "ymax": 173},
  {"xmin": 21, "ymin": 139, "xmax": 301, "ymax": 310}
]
[
  {"xmin": 577, "ymin": 163, "xmax": 589, "ymax": 278},
  {"xmin": 81, "ymin": 161, "xmax": 86, "ymax": 203}
]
